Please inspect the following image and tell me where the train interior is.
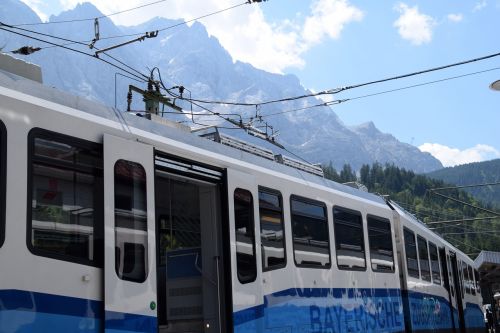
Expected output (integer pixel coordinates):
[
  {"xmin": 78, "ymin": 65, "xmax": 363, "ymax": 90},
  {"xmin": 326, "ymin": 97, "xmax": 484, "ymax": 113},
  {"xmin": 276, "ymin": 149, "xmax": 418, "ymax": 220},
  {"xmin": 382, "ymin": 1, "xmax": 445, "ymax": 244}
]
[{"xmin": 155, "ymin": 168, "xmax": 224, "ymax": 333}]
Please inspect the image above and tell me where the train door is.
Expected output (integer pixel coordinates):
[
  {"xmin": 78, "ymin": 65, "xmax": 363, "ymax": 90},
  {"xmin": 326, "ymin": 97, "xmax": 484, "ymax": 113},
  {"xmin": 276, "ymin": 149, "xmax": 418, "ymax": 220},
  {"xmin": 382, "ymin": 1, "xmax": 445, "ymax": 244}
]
[
  {"xmin": 440, "ymin": 249, "xmax": 457, "ymax": 332},
  {"xmin": 103, "ymin": 134, "xmax": 158, "ymax": 332},
  {"xmin": 450, "ymin": 253, "xmax": 466, "ymax": 333},
  {"xmin": 227, "ymin": 168, "xmax": 263, "ymax": 331},
  {"xmin": 154, "ymin": 153, "xmax": 226, "ymax": 333}
]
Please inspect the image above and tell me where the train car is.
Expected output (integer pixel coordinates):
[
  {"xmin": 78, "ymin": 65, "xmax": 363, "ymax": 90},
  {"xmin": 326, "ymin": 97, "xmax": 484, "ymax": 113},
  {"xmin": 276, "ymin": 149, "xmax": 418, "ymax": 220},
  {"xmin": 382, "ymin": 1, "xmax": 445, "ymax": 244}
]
[
  {"xmin": 0, "ymin": 59, "xmax": 484, "ymax": 333},
  {"xmin": 392, "ymin": 204, "xmax": 484, "ymax": 333}
]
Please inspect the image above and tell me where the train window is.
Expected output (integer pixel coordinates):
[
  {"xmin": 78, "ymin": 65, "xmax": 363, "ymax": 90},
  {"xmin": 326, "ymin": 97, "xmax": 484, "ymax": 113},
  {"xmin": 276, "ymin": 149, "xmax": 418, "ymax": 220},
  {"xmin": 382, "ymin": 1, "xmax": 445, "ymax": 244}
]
[
  {"xmin": 447, "ymin": 254, "xmax": 455, "ymax": 297},
  {"xmin": 461, "ymin": 261, "xmax": 469, "ymax": 295},
  {"xmin": 417, "ymin": 236, "xmax": 431, "ymax": 281},
  {"xmin": 114, "ymin": 160, "xmax": 148, "ymax": 283},
  {"xmin": 468, "ymin": 265, "xmax": 475, "ymax": 295},
  {"xmin": 0, "ymin": 120, "xmax": 5, "ymax": 249},
  {"xmin": 291, "ymin": 196, "xmax": 330, "ymax": 268},
  {"xmin": 28, "ymin": 129, "xmax": 103, "ymax": 266},
  {"xmin": 333, "ymin": 207, "xmax": 365, "ymax": 271},
  {"xmin": 367, "ymin": 216, "xmax": 394, "ymax": 272},
  {"xmin": 428, "ymin": 242, "xmax": 441, "ymax": 284},
  {"xmin": 234, "ymin": 188, "xmax": 257, "ymax": 283},
  {"xmin": 474, "ymin": 269, "xmax": 480, "ymax": 294},
  {"xmin": 259, "ymin": 188, "xmax": 286, "ymax": 271},
  {"xmin": 403, "ymin": 228, "xmax": 419, "ymax": 278}
]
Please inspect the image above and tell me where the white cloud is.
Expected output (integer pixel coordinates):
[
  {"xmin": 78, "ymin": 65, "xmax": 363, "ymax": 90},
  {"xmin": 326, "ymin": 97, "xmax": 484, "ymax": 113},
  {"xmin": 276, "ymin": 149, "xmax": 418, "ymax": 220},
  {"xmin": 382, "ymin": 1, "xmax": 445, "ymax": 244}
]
[
  {"xmin": 302, "ymin": 0, "xmax": 363, "ymax": 46},
  {"xmin": 419, "ymin": 143, "xmax": 500, "ymax": 167},
  {"xmin": 393, "ymin": 3, "xmax": 435, "ymax": 45},
  {"xmin": 53, "ymin": 0, "xmax": 363, "ymax": 73},
  {"xmin": 473, "ymin": 0, "xmax": 487, "ymax": 12},
  {"xmin": 19, "ymin": 0, "xmax": 49, "ymax": 21},
  {"xmin": 447, "ymin": 13, "xmax": 463, "ymax": 22}
]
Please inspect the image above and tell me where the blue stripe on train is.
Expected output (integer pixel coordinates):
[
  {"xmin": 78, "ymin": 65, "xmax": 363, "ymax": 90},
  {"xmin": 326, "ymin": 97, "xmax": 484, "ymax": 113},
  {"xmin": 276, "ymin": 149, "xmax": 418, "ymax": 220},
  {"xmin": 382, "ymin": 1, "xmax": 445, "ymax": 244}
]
[
  {"xmin": 234, "ymin": 288, "xmax": 405, "ymax": 333},
  {"xmin": 0, "ymin": 289, "xmax": 156, "ymax": 332},
  {"xmin": 402, "ymin": 290, "xmax": 453, "ymax": 331},
  {"xmin": 233, "ymin": 287, "xmax": 484, "ymax": 333}
]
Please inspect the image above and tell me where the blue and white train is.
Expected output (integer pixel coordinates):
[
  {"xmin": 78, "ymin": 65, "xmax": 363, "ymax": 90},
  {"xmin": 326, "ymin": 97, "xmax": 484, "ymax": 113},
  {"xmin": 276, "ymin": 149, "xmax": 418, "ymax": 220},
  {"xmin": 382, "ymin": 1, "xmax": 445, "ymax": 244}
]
[{"xmin": 0, "ymin": 59, "xmax": 484, "ymax": 333}]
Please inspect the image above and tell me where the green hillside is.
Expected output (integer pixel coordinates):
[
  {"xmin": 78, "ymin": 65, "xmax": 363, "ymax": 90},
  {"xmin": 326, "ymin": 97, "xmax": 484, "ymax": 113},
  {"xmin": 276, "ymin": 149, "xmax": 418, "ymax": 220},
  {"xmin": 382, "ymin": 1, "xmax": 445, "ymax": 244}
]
[
  {"xmin": 323, "ymin": 162, "xmax": 500, "ymax": 257},
  {"xmin": 427, "ymin": 159, "xmax": 500, "ymax": 209}
]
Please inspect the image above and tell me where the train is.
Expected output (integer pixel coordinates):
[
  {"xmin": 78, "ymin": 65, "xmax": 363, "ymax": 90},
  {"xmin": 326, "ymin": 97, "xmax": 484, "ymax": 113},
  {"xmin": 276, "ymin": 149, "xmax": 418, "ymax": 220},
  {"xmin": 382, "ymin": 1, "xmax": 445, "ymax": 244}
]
[{"xmin": 0, "ymin": 58, "xmax": 485, "ymax": 333}]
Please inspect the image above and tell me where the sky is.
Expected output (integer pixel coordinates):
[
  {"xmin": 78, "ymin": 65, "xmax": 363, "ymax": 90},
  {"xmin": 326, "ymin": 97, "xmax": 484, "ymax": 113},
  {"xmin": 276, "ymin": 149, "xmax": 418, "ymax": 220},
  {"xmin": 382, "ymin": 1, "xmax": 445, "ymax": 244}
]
[{"xmin": 19, "ymin": 0, "xmax": 500, "ymax": 167}]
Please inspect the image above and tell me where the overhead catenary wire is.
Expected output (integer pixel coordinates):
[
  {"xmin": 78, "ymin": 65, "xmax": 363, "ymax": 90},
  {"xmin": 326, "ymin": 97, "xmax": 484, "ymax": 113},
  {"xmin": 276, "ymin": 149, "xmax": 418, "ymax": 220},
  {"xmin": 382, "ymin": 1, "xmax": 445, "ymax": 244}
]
[
  {"xmin": 174, "ymin": 51, "xmax": 500, "ymax": 107},
  {"xmin": 11, "ymin": 0, "xmax": 174, "ymax": 26},
  {"xmin": 430, "ymin": 182, "xmax": 500, "ymax": 191},
  {"xmin": 260, "ymin": 66, "xmax": 500, "ymax": 118},
  {"xmin": 0, "ymin": 25, "xmax": 149, "ymax": 82},
  {"xmin": 11, "ymin": 0, "xmax": 261, "ymax": 27},
  {"xmin": 426, "ymin": 216, "xmax": 499, "ymax": 225},
  {"xmin": 12, "ymin": 0, "xmax": 251, "ymax": 51}
]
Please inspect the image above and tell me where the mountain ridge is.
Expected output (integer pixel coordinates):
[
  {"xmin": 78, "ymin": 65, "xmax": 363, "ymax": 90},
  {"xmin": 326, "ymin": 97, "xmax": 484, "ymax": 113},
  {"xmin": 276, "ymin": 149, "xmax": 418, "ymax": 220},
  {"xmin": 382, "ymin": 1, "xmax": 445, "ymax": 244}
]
[{"xmin": 0, "ymin": 1, "xmax": 443, "ymax": 172}]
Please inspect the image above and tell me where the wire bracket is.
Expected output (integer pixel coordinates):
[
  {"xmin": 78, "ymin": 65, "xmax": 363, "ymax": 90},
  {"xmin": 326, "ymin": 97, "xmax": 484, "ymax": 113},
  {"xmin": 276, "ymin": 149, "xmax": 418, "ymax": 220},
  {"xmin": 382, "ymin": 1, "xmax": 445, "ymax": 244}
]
[{"xmin": 89, "ymin": 18, "xmax": 100, "ymax": 49}]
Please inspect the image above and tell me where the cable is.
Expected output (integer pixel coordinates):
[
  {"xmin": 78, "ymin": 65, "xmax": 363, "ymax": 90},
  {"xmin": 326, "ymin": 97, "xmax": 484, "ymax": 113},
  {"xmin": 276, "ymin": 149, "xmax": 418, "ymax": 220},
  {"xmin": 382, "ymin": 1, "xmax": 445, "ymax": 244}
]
[
  {"xmin": 260, "ymin": 66, "xmax": 500, "ymax": 118},
  {"xmin": 428, "ymin": 191, "xmax": 500, "ymax": 216},
  {"xmin": 443, "ymin": 230, "xmax": 500, "ymax": 237},
  {"xmin": 444, "ymin": 235, "xmax": 482, "ymax": 252},
  {"xmin": 11, "ymin": 0, "xmax": 173, "ymax": 26},
  {"xmin": 0, "ymin": 26, "xmax": 148, "ymax": 82},
  {"xmin": 430, "ymin": 182, "xmax": 500, "ymax": 191},
  {"xmin": 40, "ymin": 1, "xmax": 249, "ymax": 46},
  {"xmin": 172, "ymin": 51, "xmax": 500, "ymax": 107},
  {"xmin": 1, "ymin": 21, "xmax": 88, "ymax": 47},
  {"xmin": 347, "ymin": 67, "xmax": 500, "ymax": 102},
  {"xmin": 426, "ymin": 216, "xmax": 499, "ymax": 225}
]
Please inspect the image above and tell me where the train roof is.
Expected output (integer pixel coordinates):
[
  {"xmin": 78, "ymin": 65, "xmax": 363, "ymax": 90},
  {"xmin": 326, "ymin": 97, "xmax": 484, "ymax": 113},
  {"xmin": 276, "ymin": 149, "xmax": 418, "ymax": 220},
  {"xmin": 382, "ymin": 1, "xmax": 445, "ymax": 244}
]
[{"xmin": 0, "ymin": 68, "xmax": 387, "ymax": 207}]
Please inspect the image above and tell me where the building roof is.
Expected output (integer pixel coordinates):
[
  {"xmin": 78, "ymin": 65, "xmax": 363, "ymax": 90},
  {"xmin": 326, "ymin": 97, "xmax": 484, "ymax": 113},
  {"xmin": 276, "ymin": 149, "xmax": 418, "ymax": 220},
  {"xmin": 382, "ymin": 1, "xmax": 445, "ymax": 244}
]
[{"xmin": 474, "ymin": 251, "xmax": 500, "ymax": 286}]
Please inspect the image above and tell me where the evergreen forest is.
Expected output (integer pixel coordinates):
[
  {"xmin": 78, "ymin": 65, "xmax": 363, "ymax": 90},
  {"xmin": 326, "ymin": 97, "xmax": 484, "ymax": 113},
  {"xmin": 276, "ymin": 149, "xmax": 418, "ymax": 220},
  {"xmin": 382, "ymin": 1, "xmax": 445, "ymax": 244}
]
[{"xmin": 322, "ymin": 162, "xmax": 500, "ymax": 258}]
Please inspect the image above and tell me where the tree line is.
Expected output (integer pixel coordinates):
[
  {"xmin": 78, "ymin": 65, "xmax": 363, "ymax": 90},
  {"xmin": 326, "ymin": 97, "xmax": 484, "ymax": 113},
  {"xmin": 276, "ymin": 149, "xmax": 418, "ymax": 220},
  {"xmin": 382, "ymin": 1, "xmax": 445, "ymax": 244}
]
[{"xmin": 322, "ymin": 162, "xmax": 500, "ymax": 257}]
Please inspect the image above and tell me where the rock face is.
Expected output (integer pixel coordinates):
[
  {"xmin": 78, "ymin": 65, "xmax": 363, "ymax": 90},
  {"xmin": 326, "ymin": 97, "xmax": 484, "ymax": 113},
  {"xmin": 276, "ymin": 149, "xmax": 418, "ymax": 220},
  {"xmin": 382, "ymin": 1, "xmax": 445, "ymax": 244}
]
[{"xmin": 0, "ymin": 1, "xmax": 443, "ymax": 172}]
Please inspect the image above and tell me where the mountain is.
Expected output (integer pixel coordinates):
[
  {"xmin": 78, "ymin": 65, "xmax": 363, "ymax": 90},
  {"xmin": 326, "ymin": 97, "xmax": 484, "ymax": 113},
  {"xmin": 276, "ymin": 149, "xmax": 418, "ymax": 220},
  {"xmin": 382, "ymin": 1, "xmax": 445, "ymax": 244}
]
[
  {"xmin": 0, "ymin": 1, "xmax": 443, "ymax": 172},
  {"xmin": 427, "ymin": 159, "xmax": 500, "ymax": 208}
]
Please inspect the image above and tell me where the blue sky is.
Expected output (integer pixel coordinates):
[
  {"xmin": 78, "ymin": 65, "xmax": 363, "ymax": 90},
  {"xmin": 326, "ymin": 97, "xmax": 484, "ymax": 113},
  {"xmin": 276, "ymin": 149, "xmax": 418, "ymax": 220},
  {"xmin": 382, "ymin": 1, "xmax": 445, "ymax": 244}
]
[{"xmin": 20, "ymin": 0, "xmax": 500, "ymax": 166}]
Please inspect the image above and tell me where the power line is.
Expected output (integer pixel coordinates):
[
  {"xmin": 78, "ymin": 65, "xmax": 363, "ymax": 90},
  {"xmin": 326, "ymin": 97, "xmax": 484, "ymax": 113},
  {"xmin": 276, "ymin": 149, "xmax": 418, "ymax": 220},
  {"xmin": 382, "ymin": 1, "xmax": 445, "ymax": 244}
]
[
  {"xmin": 441, "ymin": 231, "xmax": 500, "ymax": 236},
  {"xmin": 444, "ymin": 235, "xmax": 483, "ymax": 252},
  {"xmin": 9, "ymin": 1, "xmax": 251, "ymax": 52},
  {"xmin": 260, "ymin": 66, "xmax": 500, "ymax": 118},
  {"xmin": 430, "ymin": 182, "xmax": 500, "ymax": 191},
  {"xmin": 0, "ymin": 26, "xmax": 148, "ymax": 82},
  {"xmin": 11, "ymin": 0, "xmax": 172, "ymax": 26},
  {"xmin": 426, "ymin": 216, "xmax": 499, "ymax": 225},
  {"xmin": 428, "ymin": 191, "xmax": 500, "ymax": 216},
  {"xmin": 175, "ymin": 51, "xmax": 500, "ymax": 107}
]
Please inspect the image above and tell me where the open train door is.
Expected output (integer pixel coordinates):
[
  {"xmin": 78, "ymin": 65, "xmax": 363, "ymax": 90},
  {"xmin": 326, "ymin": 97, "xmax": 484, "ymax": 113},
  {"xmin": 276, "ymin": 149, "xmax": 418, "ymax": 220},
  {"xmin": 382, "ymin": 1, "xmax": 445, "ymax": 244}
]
[
  {"xmin": 227, "ymin": 168, "xmax": 264, "ymax": 332},
  {"xmin": 103, "ymin": 134, "xmax": 157, "ymax": 332}
]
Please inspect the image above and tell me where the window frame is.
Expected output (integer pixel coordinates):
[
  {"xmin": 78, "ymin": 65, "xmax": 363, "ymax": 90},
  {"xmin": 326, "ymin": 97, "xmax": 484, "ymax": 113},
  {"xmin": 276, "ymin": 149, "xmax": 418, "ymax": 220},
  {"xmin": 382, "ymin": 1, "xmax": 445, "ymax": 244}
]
[
  {"xmin": 367, "ymin": 214, "xmax": 394, "ymax": 273},
  {"xmin": 428, "ymin": 242, "xmax": 441, "ymax": 285},
  {"xmin": 474, "ymin": 269, "xmax": 480, "ymax": 294},
  {"xmin": 114, "ymin": 159, "xmax": 148, "ymax": 283},
  {"xmin": 460, "ymin": 260, "xmax": 468, "ymax": 297},
  {"xmin": 403, "ymin": 227, "xmax": 420, "ymax": 278},
  {"xmin": 468, "ymin": 264, "xmax": 475, "ymax": 296},
  {"xmin": 290, "ymin": 195, "xmax": 331, "ymax": 269},
  {"xmin": 234, "ymin": 188, "xmax": 257, "ymax": 284},
  {"xmin": 258, "ymin": 186, "xmax": 286, "ymax": 272},
  {"xmin": 417, "ymin": 235, "xmax": 431, "ymax": 282},
  {"xmin": 26, "ymin": 128, "xmax": 104, "ymax": 267},
  {"xmin": 332, "ymin": 206, "xmax": 367, "ymax": 272},
  {"xmin": 0, "ymin": 120, "xmax": 6, "ymax": 248}
]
